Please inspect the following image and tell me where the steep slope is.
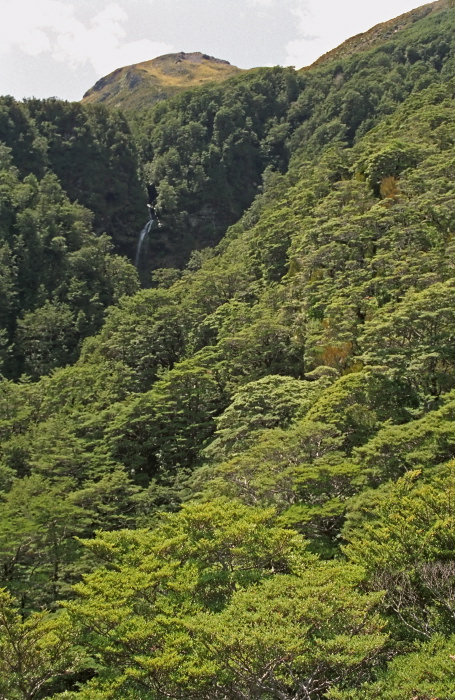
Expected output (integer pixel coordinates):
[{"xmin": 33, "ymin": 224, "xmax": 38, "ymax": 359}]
[
  {"xmin": 81, "ymin": 52, "xmax": 244, "ymax": 111},
  {"xmin": 0, "ymin": 97, "xmax": 147, "ymax": 250},
  {"xmin": 1, "ymin": 73, "xmax": 455, "ymax": 698},
  {"xmin": 310, "ymin": 0, "xmax": 455, "ymax": 67},
  {"xmin": 1, "ymin": 0, "xmax": 454, "ymax": 375},
  {"xmin": 128, "ymin": 0, "xmax": 455, "ymax": 276},
  {"xmin": 0, "ymin": 97, "xmax": 142, "ymax": 380},
  {"xmin": 2, "ymin": 4, "xmax": 455, "ymax": 697}
]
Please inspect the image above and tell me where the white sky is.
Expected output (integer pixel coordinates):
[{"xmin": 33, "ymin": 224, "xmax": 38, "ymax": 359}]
[{"xmin": 0, "ymin": 0, "xmax": 429, "ymax": 101}]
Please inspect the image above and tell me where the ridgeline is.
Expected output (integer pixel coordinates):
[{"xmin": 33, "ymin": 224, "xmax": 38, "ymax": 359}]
[{"xmin": 81, "ymin": 51, "xmax": 245, "ymax": 111}]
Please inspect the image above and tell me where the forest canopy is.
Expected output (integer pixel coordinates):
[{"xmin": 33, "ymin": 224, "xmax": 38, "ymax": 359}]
[{"xmin": 1, "ymin": 3, "xmax": 455, "ymax": 698}]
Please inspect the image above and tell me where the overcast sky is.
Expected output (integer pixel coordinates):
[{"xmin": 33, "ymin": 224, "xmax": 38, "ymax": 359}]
[{"xmin": 0, "ymin": 0, "xmax": 429, "ymax": 102}]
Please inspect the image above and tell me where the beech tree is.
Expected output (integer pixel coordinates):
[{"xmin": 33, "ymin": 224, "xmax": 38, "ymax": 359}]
[{"xmin": 59, "ymin": 501, "xmax": 386, "ymax": 700}]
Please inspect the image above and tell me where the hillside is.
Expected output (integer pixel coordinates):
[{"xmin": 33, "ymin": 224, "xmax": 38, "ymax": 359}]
[
  {"xmin": 81, "ymin": 51, "xmax": 245, "ymax": 111},
  {"xmin": 1, "ymin": 2, "xmax": 455, "ymax": 698},
  {"xmin": 80, "ymin": 0, "xmax": 455, "ymax": 114},
  {"xmin": 125, "ymin": 0, "xmax": 455, "ymax": 278},
  {"xmin": 310, "ymin": 0, "xmax": 455, "ymax": 66}
]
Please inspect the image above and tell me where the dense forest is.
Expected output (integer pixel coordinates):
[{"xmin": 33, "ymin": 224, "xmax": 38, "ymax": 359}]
[{"xmin": 1, "ymin": 2, "xmax": 455, "ymax": 698}]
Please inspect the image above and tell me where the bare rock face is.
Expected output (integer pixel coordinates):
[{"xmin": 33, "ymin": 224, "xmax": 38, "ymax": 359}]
[{"xmin": 171, "ymin": 51, "xmax": 231, "ymax": 65}]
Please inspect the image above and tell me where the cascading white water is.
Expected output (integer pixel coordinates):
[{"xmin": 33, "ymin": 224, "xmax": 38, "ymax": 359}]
[
  {"xmin": 134, "ymin": 205, "xmax": 161, "ymax": 268},
  {"xmin": 134, "ymin": 219, "xmax": 154, "ymax": 268}
]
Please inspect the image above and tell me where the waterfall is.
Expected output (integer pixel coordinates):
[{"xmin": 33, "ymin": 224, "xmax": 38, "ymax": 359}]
[
  {"xmin": 134, "ymin": 219, "xmax": 154, "ymax": 268},
  {"xmin": 134, "ymin": 205, "xmax": 161, "ymax": 268}
]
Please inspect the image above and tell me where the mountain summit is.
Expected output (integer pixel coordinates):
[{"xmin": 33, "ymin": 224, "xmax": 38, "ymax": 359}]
[{"xmin": 82, "ymin": 52, "xmax": 244, "ymax": 111}]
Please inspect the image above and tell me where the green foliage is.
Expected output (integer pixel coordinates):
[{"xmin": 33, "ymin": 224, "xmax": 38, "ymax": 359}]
[
  {"xmin": 344, "ymin": 468, "xmax": 455, "ymax": 572},
  {"xmin": 131, "ymin": 67, "xmax": 302, "ymax": 269},
  {"xmin": 16, "ymin": 301, "xmax": 79, "ymax": 380},
  {"xmin": 344, "ymin": 468, "xmax": 455, "ymax": 639},
  {"xmin": 351, "ymin": 395, "xmax": 455, "ymax": 485},
  {"xmin": 357, "ymin": 140, "xmax": 422, "ymax": 194},
  {"xmin": 0, "ymin": 163, "xmax": 139, "ymax": 379},
  {"xmin": 204, "ymin": 373, "xmax": 329, "ymax": 461},
  {"xmin": 0, "ymin": 468, "xmax": 141, "ymax": 611},
  {"xmin": 24, "ymin": 99, "xmax": 147, "ymax": 251},
  {"xmin": 0, "ymin": 474, "xmax": 89, "ymax": 609},
  {"xmin": 360, "ymin": 281, "xmax": 455, "ymax": 398},
  {"xmin": 84, "ymin": 288, "xmax": 187, "ymax": 389},
  {"xmin": 60, "ymin": 501, "xmax": 385, "ymax": 699},
  {"xmin": 1, "ymin": 6, "xmax": 455, "ymax": 697},
  {"xmin": 0, "ymin": 589, "xmax": 81, "ymax": 700},
  {"xmin": 0, "ymin": 97, "xmax": 45, "ymax": 176},
  {"xmin": 306, "ymin": 369, "xmax": 418, "ymax": 452},
  {"xmin": 330, "ymin": 635, "xmax": 455, "ymax": 700},
  {"xmin": 106, "ymin": 351, "xmax": 226, "ymax": 482},
  {"xmin": 183, "ymin": 569, "xmax": 385, "ymax": 700},
  {"xmin": 195, "ymin": 416, "xmax": 358, "ymax": 557}
]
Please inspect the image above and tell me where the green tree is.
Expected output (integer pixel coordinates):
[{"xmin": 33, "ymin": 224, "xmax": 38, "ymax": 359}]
[
  {"xmin": 60, "ymin": 501, "xmax": 386, "ymax": 699},
  {"xmin": 344, "ymin": 468, "xmax": 455, "ymax": 640},
  {"xmin": 360, "ymin": 281, "xmax": 455, "ymax": 399},
  {"xmin": 330, "ymin": 635, "xmax": 455, "ymax": 700},
  {"xmin": 204, "ymin": 373, "xmax": 330, "ymax": 462},
  {"xmin": 16, "ymin": 302, "xmax": 79, "ymax": 380},
  {"xmin": 196, "ymin": 419, "xmax": 357, "ymax": 555},
  {"xmin": 106, "ymin": 351, "xmax": 226, "ymax": 481},
  {"xmin": 0, "ymin": 590, "xmax": 81, "ymax": 700}
]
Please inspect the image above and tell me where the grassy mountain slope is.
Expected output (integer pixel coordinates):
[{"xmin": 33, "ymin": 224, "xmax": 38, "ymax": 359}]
[
  {"xmin": 310, "ymin": 0, "xmax": 455, "ymax": 67},
  {"xmin": 81, "ymin": 51, "xmax": 244, "ymax": 111}
]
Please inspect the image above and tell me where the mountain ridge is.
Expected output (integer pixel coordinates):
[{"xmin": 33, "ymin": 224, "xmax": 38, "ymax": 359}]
[
  {"xmin": 81, "ymin": 51, "xmax": 245, "ymax": 111},
  {"xmin": 308, "ymin": 0, "xmax": 455, "ymax": 67},
  {"xmin": 81, "ymin": 0, "xmax": 454, "ymax": 112}
]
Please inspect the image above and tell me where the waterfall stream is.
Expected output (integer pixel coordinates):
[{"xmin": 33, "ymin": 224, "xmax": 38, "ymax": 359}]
[
  {"xmin": 134, "ymin": 219, "xmax": 154, "ymax": 268},
  {"xmin": 135, "ymin": 204, "xmax": 161, "ymax": 268}
]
